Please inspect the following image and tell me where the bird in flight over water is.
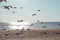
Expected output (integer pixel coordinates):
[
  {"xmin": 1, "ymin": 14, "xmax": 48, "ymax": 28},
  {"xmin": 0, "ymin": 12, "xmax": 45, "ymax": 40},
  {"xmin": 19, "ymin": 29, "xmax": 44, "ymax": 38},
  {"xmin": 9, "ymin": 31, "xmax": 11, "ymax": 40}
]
[
  {"xmin": 3, "ymin": 6, "xmax": 12, "ymax": 10},
  {"xmin": 32, "ymin": 14, "xmax": 36, "ymax": 16},
  {"xmin": 17, "ymin": 20, "xmax": 23, "ymax": 22},
  {"xmin": 37, "ymin": 9, "xmax": 40, "ymax": 12}
]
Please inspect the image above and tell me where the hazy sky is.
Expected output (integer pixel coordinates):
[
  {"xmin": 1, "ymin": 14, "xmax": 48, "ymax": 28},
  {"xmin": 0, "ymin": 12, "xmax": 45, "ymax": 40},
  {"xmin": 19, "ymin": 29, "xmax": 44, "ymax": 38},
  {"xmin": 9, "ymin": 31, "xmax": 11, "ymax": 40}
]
[{"xmin": 0, "ymin": 0, "xmax": 60, "ymax": 22}]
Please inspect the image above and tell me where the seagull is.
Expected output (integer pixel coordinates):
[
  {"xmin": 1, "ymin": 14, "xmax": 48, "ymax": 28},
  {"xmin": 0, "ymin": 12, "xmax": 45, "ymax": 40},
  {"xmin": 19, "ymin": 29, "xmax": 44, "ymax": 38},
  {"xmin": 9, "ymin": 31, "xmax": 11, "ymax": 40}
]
[
  {"xmin": 30, "ymin": 23, "xmax": 33, "ymax": 26},
  {"xmin": 7, "ymin": 6, "xmax": 13, "ymax": 8},
  {"xmin": 42, "ymin": 25, "xmax": 46, "ymax": 28},
  {"xmin": 58, "ymin": 24, "xmax": 60, "ymax": 26},
  {"xmin": 12, "ymin": 12, "xmax": 15, "ymax": 13},
  {"xmin": 4, "ymin": 6, "xmax": 9, "ymax": 10},
  {"xmin": 37, "ymin": 9, "xmax": 40, "ymax": 12},
  {"xmin": 37, "ymin": 20, "xmax": 40, "ymax": 23},
  {"xmin": 32, "ymin": 14, "xmax": 36, "ymax": 16},
  {"xmin": 4, "ymin": 0, "xmax": 7, "ymax": 2},
  {"xmin": 17, "ymin": 20, "xmax": 23, "ymax": 22},
  {"xmin": 0, "ymin": 0, "xmax": 7, "ymax": 3},
  {"xmin": 20, "ymin": 7, "xmax": 23, "ymax": 9},
  {"xmin": 3, "ymin": 6, "xmax": 12, "ymax": 10},
  {"xmin": 14, "ymin": 7, "xmax": 16, "ymax": 9}
]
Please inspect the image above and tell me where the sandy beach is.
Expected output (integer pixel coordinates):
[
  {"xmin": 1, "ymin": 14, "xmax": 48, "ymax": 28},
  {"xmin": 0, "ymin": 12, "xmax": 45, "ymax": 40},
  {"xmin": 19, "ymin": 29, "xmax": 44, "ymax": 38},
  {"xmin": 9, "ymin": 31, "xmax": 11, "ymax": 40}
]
[{"xmin": 0, "ymin": 28, "xmax": 60, "ymax": 40}]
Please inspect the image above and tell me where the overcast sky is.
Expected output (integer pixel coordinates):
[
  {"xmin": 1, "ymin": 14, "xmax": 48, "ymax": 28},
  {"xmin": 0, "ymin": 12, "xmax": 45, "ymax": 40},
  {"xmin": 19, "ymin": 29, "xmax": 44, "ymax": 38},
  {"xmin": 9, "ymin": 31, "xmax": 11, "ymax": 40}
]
[{"xmin": 0, "ymin": 0, "xmax": 60, "ymax": 22}]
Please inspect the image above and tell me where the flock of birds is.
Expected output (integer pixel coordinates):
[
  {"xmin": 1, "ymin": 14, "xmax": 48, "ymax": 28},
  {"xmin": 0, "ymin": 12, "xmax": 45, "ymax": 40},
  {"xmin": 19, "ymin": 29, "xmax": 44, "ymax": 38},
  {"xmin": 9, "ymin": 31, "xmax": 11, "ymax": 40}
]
[
  {"xmin": 3, "ymin": 6, "xmax": 23, "ymax": 10},
  {"xmin": 0, "ymin": 0, "xmax": 41, "ymax": 22},
  {"xmin": 0, "ymin": 0, "xmax": 47, "ymax": 29},
  {"xmin": 0, "ymin": 0, "xmax": 23, "ymax": 13}
]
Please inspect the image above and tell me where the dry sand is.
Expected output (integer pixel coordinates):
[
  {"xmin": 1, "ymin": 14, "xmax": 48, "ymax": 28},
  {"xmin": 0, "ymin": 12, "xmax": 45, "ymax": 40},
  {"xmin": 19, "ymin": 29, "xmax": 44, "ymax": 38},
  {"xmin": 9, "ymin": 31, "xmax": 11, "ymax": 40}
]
[{"xmin": 0, "ymin": 28, "xmax": 60, "ymax": 40}]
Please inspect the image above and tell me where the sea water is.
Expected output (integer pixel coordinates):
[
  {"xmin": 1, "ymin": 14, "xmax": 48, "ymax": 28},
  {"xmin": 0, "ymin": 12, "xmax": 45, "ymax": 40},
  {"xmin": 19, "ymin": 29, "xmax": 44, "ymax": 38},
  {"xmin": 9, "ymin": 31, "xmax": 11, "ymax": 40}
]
[
  {"xmin": 30, "ymin": 22, "xmax": 60, "ymax": 29},
  {"xmin": 0, "ymin": 22, "xmax": 60, "ymax": 30}
]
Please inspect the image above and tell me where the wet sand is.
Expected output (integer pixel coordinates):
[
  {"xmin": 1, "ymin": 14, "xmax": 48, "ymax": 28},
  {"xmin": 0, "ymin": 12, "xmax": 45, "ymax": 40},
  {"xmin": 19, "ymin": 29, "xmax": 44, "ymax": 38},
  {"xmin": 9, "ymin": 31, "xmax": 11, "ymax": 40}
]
[{"xmin": 0, "ymin": 28, "xmax": 60, "ymax": 40}]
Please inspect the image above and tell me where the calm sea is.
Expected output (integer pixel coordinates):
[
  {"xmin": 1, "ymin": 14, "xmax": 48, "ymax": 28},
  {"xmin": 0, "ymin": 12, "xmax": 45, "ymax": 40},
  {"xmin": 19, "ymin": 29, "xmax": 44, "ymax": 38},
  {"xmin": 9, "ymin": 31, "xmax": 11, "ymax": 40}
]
[{"xmin": 0, "ymin": 22, "xmax": 60, "ymax": 30}]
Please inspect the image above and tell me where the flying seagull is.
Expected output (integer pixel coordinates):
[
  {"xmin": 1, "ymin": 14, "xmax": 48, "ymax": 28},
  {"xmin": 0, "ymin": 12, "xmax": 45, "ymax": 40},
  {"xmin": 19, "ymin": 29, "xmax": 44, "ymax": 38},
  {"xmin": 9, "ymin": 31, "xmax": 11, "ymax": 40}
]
[
  {"xmin": 32, "ymin": 14, "xmax": 36, "ymax": 16},
  {"xmin": 37, "ymin": 20, "xmax": 40, "ymax": 23},
  {"xmin": 42, "ymin": 25, "xmax": 46, "ymax": 28},
  {"xmin": 12, "ymin": 12, "xmax": 15, "ymax": 13},
  {"xmin": 3, "ymin": 6, "xmax": 12, "ymax": 10},
  {"xmin": 58, "ymin": 24, "xmax": 60, "ymax": 26},
  {"xmin": 37, "ymin": 9, "xmax": 40, "ymax": 12},
  {"xmin": 20, "ymin": 7, "xmax": 23, "ymax": 9},
  {"xmin": 4, "ymin": 6, "xmax": 9, "ymax": 10},
  {"xmin": 17, "ymin": 20, "xmax": 23, "ymax": 22},
  {"xmin": 30, "ymin": 23, "xmax": 34, "ymax": 26},
  {"xmin": 41, "ymin": 22, "xmax": 43, "ymax": 24},
  {"xmin": 14, "ymin": 7, "xmax": 16, "ymax": 9},
  {"xmin": 9, "ymin": 6, "xmax": 13, "ymax": 8},
  {"xmin": 0, "ymin": 0, "xmax": 7, "ymax": 3}
]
